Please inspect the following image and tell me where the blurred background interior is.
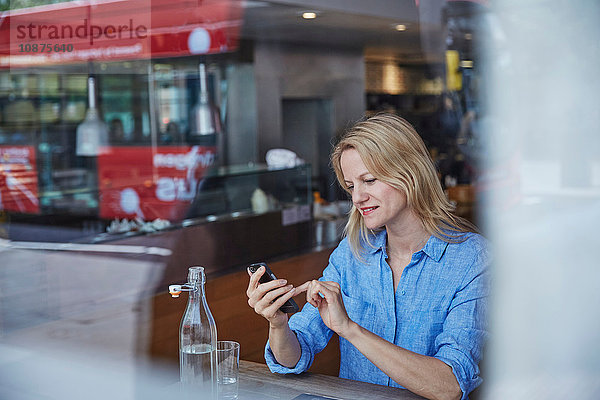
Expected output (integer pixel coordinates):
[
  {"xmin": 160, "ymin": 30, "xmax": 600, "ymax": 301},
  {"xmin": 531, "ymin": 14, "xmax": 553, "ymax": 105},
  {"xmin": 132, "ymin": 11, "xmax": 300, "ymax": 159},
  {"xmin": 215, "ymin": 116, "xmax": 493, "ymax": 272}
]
[{"xmin": 0, "ymin": 0, "xmax": 599, "ymax": 399}]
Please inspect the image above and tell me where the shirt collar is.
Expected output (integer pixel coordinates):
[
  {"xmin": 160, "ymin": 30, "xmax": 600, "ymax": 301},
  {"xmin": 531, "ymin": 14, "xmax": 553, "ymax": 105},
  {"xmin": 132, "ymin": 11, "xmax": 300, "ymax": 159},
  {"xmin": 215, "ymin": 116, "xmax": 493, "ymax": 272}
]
[
  {"xmin": 364, "ymin": 230, "xmax": 386, "ymax": 255},
  {"xmin": 365, "ymin": 229, "xmax": 449, "ymax": 262},
  {"xmin": 421, "ymin": 234, "xmax": 449, "ymax": 262}
]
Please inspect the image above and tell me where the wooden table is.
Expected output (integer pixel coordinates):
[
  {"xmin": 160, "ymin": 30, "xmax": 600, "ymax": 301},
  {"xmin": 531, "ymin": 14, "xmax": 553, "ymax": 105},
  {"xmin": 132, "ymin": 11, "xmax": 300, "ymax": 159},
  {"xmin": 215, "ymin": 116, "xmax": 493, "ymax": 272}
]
[{"xmin": 238, "ymin": 360, "xmax": 426, "ymax": 400}]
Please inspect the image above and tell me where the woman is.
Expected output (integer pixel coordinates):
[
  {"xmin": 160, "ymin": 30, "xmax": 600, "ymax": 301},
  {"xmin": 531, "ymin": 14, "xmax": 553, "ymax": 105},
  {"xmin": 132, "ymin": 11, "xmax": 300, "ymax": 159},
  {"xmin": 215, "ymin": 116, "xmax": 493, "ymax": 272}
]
[{"xmin": 246, "ymin": 113, "xmax": 489, "ymax": 400}]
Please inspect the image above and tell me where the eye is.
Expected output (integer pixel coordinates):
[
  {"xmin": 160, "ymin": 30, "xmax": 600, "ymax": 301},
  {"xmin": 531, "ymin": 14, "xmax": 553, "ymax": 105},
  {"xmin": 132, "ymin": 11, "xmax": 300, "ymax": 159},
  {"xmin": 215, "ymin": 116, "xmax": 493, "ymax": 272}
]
[
  {"xmin": 365, "ymin": 178, "xmax": 377, "ymax": 184},
  {"xmin": 346, "ymin": 185, "xmax": 354, "ymax": 192}
]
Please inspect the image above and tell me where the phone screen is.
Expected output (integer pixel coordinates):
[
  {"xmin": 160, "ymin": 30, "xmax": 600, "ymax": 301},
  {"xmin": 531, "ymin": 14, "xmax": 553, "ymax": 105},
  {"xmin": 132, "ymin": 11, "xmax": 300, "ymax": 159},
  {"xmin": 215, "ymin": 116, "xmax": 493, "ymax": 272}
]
[{"xmin": 248, "ymin": 262, "xmax": 299, "ymax": 313}]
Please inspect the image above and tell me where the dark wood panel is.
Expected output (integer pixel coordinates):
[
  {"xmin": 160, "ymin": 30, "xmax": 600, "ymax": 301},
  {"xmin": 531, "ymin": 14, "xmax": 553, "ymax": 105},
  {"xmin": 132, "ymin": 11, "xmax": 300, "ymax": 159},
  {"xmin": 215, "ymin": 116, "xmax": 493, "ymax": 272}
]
[{"xmin": 149, "ymin": 246, "xmax": 340, "ymax": 376}]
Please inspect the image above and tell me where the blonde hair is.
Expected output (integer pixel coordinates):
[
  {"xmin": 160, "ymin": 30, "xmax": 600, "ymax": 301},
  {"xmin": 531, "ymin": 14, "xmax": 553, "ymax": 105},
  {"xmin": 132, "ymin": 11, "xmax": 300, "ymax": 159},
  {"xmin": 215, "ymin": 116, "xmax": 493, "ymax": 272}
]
[{"xmin": 331, "ymin": 113, "xmax": 477, "ymax": 259}]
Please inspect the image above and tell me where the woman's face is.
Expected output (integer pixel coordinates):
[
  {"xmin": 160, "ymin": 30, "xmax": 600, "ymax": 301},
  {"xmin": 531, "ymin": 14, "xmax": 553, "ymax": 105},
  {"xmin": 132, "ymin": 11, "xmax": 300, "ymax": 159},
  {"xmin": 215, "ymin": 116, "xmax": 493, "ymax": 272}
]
[{"xmin": 340, "ymin": 148, "xmax": 410, "ymax": 231}]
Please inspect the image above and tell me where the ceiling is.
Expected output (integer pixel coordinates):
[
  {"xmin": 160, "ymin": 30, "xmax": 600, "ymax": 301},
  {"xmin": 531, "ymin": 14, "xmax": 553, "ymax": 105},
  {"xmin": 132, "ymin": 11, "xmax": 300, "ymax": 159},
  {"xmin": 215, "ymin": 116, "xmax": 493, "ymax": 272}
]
[{"xmin": 240, "ymin": 0, "xmax": 446, "ymax": 64}]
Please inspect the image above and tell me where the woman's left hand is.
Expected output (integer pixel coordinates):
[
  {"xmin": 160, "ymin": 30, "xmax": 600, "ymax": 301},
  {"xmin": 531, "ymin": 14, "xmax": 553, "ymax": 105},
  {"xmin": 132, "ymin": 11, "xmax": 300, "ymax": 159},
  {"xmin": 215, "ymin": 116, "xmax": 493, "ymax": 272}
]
[{"xmin": 295, "ymin": 280, "xmax": 354, "ymax": 337}]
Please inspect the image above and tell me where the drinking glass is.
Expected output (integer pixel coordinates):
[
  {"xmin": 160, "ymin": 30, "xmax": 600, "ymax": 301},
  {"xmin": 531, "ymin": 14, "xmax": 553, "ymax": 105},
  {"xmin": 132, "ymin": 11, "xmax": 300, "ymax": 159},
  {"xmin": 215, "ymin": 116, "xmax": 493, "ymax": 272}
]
[{"xmin": 216, "ymin": 340, "xmax": 240, "ymax": 400}]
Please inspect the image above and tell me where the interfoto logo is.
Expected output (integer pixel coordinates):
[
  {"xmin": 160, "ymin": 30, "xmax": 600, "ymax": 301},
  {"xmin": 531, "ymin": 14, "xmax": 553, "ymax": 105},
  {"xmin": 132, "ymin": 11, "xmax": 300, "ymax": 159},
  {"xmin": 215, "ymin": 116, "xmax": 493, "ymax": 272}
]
[{"xmin": 16, "ymin": 18, "xmax": 148, "ymax": 46}]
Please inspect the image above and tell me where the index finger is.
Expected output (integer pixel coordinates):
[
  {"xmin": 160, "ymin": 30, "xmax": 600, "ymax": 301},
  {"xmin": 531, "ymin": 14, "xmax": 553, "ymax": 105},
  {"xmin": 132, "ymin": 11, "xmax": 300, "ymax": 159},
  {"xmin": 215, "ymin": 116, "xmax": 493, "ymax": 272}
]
[
  {"xmin": 294, "ymin": 281, "xmax": 310, "ymax": 294},
  {"xmin": 247, "ymin": 265, "xmax": 265, "ymax": 291}
]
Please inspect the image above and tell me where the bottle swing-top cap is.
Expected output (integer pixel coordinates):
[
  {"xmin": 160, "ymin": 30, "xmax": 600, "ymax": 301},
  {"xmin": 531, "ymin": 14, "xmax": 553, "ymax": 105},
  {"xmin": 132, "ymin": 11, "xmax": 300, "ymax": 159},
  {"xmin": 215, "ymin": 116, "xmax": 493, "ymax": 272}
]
[
  {"xmin": 169, "ymin": 285, "xmax": 183, "ymax": 298},
  {"xmin": 168, "ymin": 266, "xmax": 206, "ymax": 298}
]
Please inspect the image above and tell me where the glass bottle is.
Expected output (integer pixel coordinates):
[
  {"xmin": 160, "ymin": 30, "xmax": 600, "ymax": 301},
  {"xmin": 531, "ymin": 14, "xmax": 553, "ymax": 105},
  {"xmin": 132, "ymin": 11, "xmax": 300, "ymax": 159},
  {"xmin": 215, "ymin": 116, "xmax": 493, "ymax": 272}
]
[{"xmin": 171, "ymin": 266, "xmax": 218, "ymax": 398}]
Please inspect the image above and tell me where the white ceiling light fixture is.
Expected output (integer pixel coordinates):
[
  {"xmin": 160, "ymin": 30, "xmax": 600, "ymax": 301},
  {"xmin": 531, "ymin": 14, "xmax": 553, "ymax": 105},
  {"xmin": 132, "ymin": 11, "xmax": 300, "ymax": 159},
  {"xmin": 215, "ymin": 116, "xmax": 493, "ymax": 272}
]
[
  {"xmin": 460, "ymin": 60, "xmax": 474, "ymax": 68},
  {"xmin": 301, "ymin": 11, "xmax": 318, "ymax": 19},
  {"xmin": 395, "ymin": 24, "xmax": 407, "ymax": 31}
]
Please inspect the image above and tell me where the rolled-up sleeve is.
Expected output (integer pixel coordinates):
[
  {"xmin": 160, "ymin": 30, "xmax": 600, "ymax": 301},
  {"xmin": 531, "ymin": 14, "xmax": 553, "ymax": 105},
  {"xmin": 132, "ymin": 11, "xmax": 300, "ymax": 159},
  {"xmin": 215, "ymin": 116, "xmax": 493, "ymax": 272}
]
[
  {"xmin": 264, "ymin": 250, "xmax": 343, "ymax": 374},
  {"xmin": 434, "ymin": 248, "xmax": 490, "ymax": 399},
  {"xmin": 264, "ymin": 304, "xmax": 333, "ymax": 373}
]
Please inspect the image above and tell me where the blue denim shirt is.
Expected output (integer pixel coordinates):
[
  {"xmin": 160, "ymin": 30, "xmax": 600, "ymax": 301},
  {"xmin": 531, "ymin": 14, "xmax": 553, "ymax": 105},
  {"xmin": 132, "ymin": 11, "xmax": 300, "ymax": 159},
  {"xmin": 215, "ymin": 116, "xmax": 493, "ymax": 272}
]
[{"xmin": 265, "ymin": 230, "xmax": 490, "ymax": 399}]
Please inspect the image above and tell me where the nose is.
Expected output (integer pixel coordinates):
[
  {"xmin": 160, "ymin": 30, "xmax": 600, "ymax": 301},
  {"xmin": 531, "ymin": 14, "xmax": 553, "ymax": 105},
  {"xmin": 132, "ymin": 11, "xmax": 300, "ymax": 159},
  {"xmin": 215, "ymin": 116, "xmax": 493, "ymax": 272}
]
[{"xmin": 352, "ymin": 184, "xmax": 368, "ymax": 205}]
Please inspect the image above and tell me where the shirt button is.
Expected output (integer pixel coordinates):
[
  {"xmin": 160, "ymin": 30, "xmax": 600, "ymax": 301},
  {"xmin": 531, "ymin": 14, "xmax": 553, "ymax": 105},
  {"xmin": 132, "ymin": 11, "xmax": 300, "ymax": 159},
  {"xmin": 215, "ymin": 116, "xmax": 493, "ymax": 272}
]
[{"xmin": 401, "ymin": 290, "xmax": 406, "ymax": 295}]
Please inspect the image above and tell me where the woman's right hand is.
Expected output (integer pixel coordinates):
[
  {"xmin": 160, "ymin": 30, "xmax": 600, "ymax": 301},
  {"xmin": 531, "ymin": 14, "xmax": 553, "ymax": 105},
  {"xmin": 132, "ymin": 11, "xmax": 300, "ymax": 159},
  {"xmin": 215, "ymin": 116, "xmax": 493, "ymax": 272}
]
[{"xmin": 246, "ymin": 265, "xmax": 297, "ymax": 328}]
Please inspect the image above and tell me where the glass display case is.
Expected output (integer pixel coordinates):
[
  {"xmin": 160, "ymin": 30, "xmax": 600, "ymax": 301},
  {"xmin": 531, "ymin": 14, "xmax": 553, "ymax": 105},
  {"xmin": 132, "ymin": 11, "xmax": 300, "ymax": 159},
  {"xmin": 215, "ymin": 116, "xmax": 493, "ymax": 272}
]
[
  {"xmin": 93, "ymin": 163, "xmax": 312, "ymax": 243},
  {"xmin": 186, "ymin": 163, "xmax": 311, "ymax": 220}
]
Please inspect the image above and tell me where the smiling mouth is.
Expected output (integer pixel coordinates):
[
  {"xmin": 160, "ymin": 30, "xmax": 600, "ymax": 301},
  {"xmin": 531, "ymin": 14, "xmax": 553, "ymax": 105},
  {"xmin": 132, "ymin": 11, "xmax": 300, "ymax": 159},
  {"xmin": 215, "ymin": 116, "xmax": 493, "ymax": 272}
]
[{"xmin": 360, "ymin": 206, "xmax": 378, "ymax": 215}]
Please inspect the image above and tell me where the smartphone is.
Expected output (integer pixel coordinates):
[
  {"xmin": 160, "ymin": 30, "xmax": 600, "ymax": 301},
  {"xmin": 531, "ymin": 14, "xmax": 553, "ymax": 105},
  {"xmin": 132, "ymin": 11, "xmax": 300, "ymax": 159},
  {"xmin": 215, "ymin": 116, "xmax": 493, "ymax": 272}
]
[{"xmin": 248, "ymin": 262, "xmax": 299, "ymax": 314}]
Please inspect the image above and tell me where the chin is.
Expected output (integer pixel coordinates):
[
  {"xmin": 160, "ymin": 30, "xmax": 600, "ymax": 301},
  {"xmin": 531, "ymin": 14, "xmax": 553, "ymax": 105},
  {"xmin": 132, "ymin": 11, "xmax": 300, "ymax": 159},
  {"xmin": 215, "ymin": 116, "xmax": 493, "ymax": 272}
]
[{"xmin": 363, "ymin": 219, "xmax": 384, "ymax": 231}]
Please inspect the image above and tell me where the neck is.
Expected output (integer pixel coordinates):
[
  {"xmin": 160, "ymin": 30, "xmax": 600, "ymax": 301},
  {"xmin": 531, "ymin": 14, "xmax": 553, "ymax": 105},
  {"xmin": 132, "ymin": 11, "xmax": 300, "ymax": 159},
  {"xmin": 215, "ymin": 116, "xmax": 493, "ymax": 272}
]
[{"xmin": 385, "ymin": 212, "xmax": 430, "ymax": 258}]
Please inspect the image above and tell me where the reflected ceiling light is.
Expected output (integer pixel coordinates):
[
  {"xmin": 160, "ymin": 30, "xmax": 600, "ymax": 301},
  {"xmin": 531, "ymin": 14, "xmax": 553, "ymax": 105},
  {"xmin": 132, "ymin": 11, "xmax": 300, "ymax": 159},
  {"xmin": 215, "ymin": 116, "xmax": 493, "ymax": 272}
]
[
  {"xmin": 460, "ymin": 60, "xmax": 474, "ymax": 68},
  {"xmin": 302, "ymin": 12, "xmax": 317, "ymax": 19},
  {"xmin": 395, "ymin": 24, "xmax": 407, "ymax": 31}
]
